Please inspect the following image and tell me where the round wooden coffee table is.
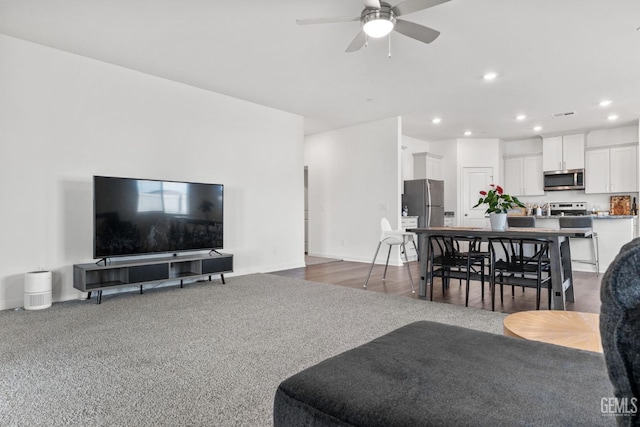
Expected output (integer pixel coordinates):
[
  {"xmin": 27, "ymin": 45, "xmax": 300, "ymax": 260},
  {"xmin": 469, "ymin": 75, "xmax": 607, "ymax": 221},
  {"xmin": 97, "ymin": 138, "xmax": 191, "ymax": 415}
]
[{"xmin": 503, "ymin": 311, "xmax": 603, "ymax": 353}]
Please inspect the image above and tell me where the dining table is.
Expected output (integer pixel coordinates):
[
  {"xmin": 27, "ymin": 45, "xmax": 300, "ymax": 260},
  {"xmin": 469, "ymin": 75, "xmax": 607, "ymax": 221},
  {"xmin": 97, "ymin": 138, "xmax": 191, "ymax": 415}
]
[{"xmin": 409, "ymin": 226, "xmax": 593, "ymax": 310}]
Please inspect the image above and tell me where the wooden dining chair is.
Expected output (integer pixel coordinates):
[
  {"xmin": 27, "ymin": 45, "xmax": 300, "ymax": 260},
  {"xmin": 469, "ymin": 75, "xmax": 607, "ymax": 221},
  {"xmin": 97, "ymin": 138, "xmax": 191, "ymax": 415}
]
[
  {"xmin": 427, "ymin": 235, "xmax": 487, "ymax": 305},
  {"xmin": 506, "ymin": 215, "xmax": 538, "ymax": 296},
  {"xmin": 488, "ymin": 237, "xmax": 552, "ymax": 311}
]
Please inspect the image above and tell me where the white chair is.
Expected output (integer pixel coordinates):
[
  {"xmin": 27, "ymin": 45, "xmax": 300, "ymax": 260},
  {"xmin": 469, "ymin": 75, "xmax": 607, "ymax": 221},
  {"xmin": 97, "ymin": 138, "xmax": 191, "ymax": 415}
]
[{"xmin": 364, "ymin": 218, "xmax": 416, "ymax": 293}]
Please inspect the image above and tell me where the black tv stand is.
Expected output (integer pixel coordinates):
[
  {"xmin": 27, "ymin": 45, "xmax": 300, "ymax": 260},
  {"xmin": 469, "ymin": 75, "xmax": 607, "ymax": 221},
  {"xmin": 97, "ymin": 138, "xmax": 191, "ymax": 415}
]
[{"xmin": 74, "ymin": 252, "xmax": 233, "ymax": 304}]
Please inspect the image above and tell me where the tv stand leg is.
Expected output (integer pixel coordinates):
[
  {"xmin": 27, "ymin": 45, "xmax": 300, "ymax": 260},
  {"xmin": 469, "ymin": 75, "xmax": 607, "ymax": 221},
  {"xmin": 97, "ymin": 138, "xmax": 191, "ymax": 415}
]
[
  {"xmin": 140, "ymin": 285, "xmax": 143, "ymax": 294},
  {"xmin": 87, "ymin": 291, "xmax": 92, "ymax": 300},
  {"xmin": 96, "ymin": 290, "xmax": 103, "ymax": 304},
  {"xmin": 180, "ymin": 279, "xmax": 184, "ymax": 288},
  {"xmin": 221, "ymin": 274, "xmax": 226, "ymax": 284}
]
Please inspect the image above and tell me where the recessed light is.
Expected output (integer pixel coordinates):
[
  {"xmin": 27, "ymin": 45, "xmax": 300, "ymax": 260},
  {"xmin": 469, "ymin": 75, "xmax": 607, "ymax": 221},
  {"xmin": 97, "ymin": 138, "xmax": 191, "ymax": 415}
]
[
  {"xmin": 483, "ymin": 72, "xmax": 498, "ymax": 81},
  {"xmin": 516, "ymin": 114, "xmax": 527, "ymax": 121},
  {"xmin": 533, "ymin": 126, "xmax": 542, "ymax": 131},
  {"xmin": 599, "ymin": 100, "xmax": 613, "ymax": 107},
  {"xmin": 432, "ymin": 118, "xmax": 442, "ymax": 124},
  {"xmin": 464, "ymin": 131, "xmax": 472, "ymax": 136},
  {"xmin": 608, "ymin": 114, "xmax": 618, "ymax": 121}
]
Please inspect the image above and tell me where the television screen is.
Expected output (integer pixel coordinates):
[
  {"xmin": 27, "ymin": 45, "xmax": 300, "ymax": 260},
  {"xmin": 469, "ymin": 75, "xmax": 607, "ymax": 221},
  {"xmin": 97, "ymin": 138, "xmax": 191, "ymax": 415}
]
[{"xmin": 94, "ymin": 176, "xmax": 223, "ymax": 258}]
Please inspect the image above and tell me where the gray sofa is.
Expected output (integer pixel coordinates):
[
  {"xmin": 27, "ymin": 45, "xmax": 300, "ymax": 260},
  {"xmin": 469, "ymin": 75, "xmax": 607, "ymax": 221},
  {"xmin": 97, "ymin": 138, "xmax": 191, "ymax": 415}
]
[
  {"xmin": 600, "ymin": 238, "xmax": 640, "ymax": 426},
  {"xmin": 274, "ymin": 320, "xmax": 613, "ymax": 426}
]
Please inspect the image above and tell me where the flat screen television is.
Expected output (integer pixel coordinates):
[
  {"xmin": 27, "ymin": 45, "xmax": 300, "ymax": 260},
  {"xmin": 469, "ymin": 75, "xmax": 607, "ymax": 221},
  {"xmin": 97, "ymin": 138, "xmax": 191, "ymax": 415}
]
[{"xmin": 93, "ymin": 176, "xmax": 223, "ymax": 258}]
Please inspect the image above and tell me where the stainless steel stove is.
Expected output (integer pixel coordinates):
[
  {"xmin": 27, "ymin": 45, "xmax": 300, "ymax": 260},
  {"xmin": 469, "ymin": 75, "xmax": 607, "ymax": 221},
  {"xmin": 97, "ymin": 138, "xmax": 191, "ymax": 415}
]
[{"xmin": 549, "ymin": 202, "xmax": 587, "ymax": 216}]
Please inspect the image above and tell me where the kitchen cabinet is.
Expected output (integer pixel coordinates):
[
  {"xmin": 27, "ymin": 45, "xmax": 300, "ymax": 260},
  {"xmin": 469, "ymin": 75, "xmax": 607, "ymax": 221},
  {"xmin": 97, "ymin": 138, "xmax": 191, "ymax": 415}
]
[
  {"xmin": 401, "ymin": 216, "xmax": 419, "ymax": 262},
  {"xmin": 542, "ymin": 134, "xmax": 585, "ymax": 171},
  {"xmin": 426, "ymin": 155, "xmax": 442, "ymax": 180},
  {"xmin": 610, "ymin": 145, "xmax": 638, "ymax": 192},
  {"xmin": 585, "ymin": 149, "xmax": 609, "ymax": 194},
  {"xmin": 585, "ymin": 144, "xmax": 638, "ymax": 194},
  {"xmin": 413, "ymin": 152, "xmax": 442, "ymax": 180},
  {"xmin": 504, "ymin": 154, "xmax": 544, "ymax": 196}
]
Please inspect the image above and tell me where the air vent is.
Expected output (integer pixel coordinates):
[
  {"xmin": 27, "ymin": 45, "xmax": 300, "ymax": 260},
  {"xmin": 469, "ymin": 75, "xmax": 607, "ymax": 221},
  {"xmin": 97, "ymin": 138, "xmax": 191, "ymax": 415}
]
[{"xmin": 550, "ymin": 111, "xmax": 577, "ymax": 119}]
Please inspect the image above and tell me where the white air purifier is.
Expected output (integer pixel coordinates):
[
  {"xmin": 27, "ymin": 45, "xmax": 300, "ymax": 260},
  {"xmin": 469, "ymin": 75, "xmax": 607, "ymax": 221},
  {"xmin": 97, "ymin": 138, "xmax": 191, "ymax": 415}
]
[{"xmin": 24, "ymin": 271, "xmax": 52, "ymax": 310}]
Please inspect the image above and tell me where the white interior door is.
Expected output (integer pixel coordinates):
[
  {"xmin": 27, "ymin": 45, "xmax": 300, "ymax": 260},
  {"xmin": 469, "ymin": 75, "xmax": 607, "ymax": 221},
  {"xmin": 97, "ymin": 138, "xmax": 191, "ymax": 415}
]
[{"xmin": 462, "ymin": 167, "xmax": 493, "ymax": 227}]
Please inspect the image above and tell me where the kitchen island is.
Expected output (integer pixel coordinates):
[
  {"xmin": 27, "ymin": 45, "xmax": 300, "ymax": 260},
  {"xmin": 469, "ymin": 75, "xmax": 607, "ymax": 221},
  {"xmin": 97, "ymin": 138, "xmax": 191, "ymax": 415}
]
[{"xmin": 533, "ymin": 215, "xmax": 636, "ymax": 274}]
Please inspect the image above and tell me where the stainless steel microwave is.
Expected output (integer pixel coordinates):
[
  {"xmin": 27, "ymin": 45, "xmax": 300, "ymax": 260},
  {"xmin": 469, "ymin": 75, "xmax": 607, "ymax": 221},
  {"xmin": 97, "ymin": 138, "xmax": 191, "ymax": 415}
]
[{"xmin": 543, "ymin": 169, "xmax": 585, "ymax": 191}]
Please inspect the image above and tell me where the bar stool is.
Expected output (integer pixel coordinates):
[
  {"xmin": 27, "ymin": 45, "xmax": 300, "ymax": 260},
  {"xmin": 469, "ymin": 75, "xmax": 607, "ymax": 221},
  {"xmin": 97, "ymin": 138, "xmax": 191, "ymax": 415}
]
[
  {"xmin": 559, "ymin": 216, "xmax": 599, "ymax": 276},
  {"xmin": 507, "ymin": 216, "xmax": 536, "ymax": 228}
]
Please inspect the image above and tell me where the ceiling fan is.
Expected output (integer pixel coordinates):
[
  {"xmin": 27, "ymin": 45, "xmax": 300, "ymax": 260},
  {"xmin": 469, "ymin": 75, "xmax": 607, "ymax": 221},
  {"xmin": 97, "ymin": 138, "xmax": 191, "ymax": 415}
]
[{"xmin": 297, "ymin": 0, "xmax": 451, "ymax": 53}]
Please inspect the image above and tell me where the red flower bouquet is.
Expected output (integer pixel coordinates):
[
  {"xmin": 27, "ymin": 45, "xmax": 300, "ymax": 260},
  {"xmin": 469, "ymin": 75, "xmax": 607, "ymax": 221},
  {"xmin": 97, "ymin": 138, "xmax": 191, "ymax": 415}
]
[{"xmin": 473, "ymin": 184, "xmax": 525, "ymax": 214}]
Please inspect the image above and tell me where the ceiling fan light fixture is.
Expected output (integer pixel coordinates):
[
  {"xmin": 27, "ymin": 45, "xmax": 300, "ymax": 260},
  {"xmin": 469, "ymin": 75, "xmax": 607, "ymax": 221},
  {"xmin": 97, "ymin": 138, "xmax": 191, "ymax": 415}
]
[
  {"xmin": 363, "ymin": 18, "xmax": 394, "ymax": 38},
  {"xmin": 362, "ymin": 7, "xmax": 396, "ymax": 38},
  {"xmin": 483, "ymin": 72, "xmax": 498, "ymax": 81}
]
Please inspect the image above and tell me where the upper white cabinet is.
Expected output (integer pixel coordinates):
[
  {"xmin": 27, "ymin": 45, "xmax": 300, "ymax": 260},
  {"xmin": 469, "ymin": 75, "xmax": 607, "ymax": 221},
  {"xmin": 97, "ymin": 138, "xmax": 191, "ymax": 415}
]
[
  {"xmin": 413, "ymin": 152, "xmax": 442, "ymax": 180},
  {"xmin": 523, "ymin": 155, "xmax": 545, "ymax": 195},
  {"xmin": 504, "ymin": 154, "xmax": 544, "ymax": 196},
  {"xmin": 585, "ymin": 145, "xmax": 638, "ymax": 193},
  {"xmin": 610, "ymin": 146, "xmax": 638, "ymax": 192},
  {"xmin": 542, "ymin": 133, "xmax": 585, "ymax": 171},
  {"xmin": 585, "ymin": 149, "xmax": 609, "ymax": 194},
  {"xmin": 426, "ymin": 155, "xmax": 442, "ymax": 180}
]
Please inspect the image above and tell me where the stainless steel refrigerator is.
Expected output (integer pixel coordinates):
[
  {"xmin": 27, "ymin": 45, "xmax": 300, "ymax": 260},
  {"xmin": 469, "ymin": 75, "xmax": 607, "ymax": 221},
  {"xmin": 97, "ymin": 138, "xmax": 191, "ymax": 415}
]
[{"xmin": 402, "ymin": 179, "xmax": 445, "ymax": 228}]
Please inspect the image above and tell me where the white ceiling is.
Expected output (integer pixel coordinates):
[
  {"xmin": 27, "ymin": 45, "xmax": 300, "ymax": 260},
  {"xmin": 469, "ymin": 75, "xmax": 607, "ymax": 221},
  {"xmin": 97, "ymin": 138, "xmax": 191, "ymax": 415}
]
[{"xmin": 1, "ymin": 0, "xmax": 639, "ymax": 142}]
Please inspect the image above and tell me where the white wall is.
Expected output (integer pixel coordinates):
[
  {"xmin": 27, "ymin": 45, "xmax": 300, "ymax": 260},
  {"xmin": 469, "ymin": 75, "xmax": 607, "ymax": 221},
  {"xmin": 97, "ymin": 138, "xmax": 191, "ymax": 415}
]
[
  {"xmin": 305, "ymin": 117, "xmax": 402, "ymax": 264},
  {"xmin": 586, "ymin": 124, "xmax": 638, "ymax": 147},
  {"xmin": 503, "ymin": 137, "xmax": 543, "ymax": 156},
  {"xmin": 0, "ymin": 35, "xmax": 305, "ymax": 310}
]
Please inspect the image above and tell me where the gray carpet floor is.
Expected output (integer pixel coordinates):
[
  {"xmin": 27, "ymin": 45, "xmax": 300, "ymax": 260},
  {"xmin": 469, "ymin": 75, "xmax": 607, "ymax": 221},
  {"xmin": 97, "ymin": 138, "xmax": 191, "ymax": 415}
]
[{"xmin": 1, "ymin": 273, "xmax": 506, "ymax": 426}]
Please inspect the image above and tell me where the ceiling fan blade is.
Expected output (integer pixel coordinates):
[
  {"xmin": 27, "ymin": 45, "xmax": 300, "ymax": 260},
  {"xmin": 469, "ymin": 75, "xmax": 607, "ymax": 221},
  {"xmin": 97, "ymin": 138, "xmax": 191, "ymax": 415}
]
[
  {"xmin": 346, "ymin": 30, "xmax": 367, "ymax": 53},
  {"xmin": 392, "ymin": 0, "xmax": 450, "ymax": 17},
  {"xmin": 362, "ymin": 0, "xmax": 381, "ymax": 8},
  {"xmin": 393, "ymin": 19, "xmax": 440, "ymax": 44},
  {"xmin": 296, "ymin": 16, "xmax": 360, "ymax": 25}
]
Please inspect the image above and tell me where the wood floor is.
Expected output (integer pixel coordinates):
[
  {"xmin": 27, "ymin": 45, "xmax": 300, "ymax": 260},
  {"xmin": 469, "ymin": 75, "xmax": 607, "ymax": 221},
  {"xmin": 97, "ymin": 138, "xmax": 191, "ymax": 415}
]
[{"xmin": 273, "ymin": 259, "xmax": 602, "ymax": 314}]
